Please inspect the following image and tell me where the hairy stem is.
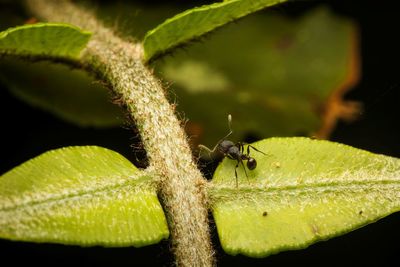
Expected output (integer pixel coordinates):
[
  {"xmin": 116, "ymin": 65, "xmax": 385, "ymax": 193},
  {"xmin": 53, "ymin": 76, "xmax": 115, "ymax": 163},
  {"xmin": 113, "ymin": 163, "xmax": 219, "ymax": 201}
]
[{"xmin": 24, "ymin": 0, "xmax": 214, "ymax": 266}]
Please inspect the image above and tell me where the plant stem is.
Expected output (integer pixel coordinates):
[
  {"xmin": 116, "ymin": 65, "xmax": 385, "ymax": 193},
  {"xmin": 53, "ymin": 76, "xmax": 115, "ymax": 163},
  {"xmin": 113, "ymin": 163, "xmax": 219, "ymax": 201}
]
[{"xmin": 24, "ymin": 1, "xmax": 214, "ymax": 266}]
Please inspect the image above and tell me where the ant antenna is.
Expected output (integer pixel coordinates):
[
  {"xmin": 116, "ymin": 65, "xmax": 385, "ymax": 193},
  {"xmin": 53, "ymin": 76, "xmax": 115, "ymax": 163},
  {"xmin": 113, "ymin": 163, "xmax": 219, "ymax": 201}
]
[
  {"xmin": 198, "ymin": 114, "xmax": 234, "ymax": 157},
  {"xmin": 228, "ymin": 114, "xmax": 233, "ymax": 132},
  {"xmin": 215, "ymin": 114, "xmax": 233, "ymax": 146},
  {"xmin": 226, "ymin": 114, "xmax": 233, "ymax": 135}
]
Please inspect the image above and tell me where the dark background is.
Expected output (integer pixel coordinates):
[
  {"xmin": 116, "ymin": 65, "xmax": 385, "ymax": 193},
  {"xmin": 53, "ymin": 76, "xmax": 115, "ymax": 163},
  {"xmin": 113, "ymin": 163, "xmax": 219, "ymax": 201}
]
[{"xmin": 1, "ymin": 0, "xmax": 399, "ymax": 266}]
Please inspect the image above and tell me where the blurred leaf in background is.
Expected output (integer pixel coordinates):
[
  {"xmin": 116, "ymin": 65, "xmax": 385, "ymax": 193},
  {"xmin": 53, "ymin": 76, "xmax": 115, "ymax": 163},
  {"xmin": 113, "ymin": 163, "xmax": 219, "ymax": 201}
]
[
  {"xmin": 0, "ymin": 2, "xmax": 178, "ymax": 128},
  {"xmin": 0, "ymin": 2, "xmax": 124, "ymax": 128},
  {"xmin": 0, "ymin": 60, "xmax": 124, "ymax": 127},
  {"xmin": 0, "ymin": 2, "xmax": 359, "ymax": 144},
  {"xmin": 155, "ymin": 7, "xmax": 360, "ymax": 147}
]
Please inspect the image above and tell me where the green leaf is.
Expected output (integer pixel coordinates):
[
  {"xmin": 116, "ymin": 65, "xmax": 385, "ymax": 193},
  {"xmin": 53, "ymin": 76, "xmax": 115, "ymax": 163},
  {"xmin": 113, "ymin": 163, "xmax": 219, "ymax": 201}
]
[
  {"xmin": 0, "ymin": 59, "xmax": 123, "ymax": 127},
  {"xmin": 0, "ymin": 23, "xmax": 91, "ymax": 59},
  {"xmin": 156, "ymin": 8, "xmax": 359, "ymax": 146},
  {"xmin": 94, "ymin": 3, "xmax": 181, "ymax": 40},
  {"xmin": 209, "ymin": 137, "xmax": 400, "ymax": 257},
  {"xmin": 0, "ymin": 23, "xmax": 112, "ymax": 127},
  {"xmin": 143, "ymin": 0, "xmax": 288, "ymax": 61},
  {"xmin": 0, "ymin": 146, "xmax": 169, "ymax": 247}
]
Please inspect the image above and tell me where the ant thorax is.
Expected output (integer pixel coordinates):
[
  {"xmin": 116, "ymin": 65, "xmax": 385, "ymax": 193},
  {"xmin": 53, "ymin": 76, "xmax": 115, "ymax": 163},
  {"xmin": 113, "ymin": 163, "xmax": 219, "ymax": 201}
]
[
  {"xmin": 218, "ymin": 140, "xmax": 235, "ymax": 154},
  {"xmin": 219, "ymin": 140, "xmax": 244, "ymax": 161}
]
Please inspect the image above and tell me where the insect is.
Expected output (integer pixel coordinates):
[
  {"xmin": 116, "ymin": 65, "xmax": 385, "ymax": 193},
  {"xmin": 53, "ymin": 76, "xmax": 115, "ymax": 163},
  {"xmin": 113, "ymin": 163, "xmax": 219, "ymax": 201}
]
[{"xmin": 198, "ymin": 114, "xmax": 267, "ymax": 187}]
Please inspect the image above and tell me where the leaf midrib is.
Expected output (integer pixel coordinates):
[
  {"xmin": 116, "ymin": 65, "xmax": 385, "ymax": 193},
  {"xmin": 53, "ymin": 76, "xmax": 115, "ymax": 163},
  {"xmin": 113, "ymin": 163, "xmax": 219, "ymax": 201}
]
[
  {"xmin": 0, "ymin": 174, "xmax": 152, "ymax": 213},
  {"xmin": 209, "ymin": 178, "xmax": 400, "ymax": 201}
]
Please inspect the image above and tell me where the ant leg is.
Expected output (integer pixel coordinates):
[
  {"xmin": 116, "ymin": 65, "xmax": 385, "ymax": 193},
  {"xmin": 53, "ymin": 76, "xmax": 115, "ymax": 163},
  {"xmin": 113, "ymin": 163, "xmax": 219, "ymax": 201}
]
[
  {"xmin": 234, "ymin": 159, "xmax": 248, "ymax": 187},
  {"xmin": 234, "ymin": 161, "xmax": 239, "ymax": 188},
  {"xmin": 238, "ymin": 142, "xmax": 258, "ymax": 158},
  {"xmin": 240, "ymin": 159, "xmax": 249, "ymax": 182},
  {"xmin": 247, "ymin": 144, "xmax": 268, "ymax": 156},
  {"xmin": 237, "ymin": 142, "xmax": 245, "ymax": 154},
  {"xmin": 198, "ymin": 144, "xmax": 218, "ymax": 159}
]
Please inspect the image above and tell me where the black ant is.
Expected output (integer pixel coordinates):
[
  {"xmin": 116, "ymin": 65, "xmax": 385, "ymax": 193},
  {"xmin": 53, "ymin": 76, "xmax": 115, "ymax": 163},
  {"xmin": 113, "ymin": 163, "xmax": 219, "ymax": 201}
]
[{"xmin": 198, "ymin": 114, "xmax": 267, "ymax": 187}]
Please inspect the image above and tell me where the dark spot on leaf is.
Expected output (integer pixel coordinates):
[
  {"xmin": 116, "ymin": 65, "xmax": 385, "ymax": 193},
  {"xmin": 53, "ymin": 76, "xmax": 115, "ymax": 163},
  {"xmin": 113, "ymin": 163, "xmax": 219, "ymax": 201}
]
[
  {"xmin": 359, "ymin": 210, "xmax": 363, "ymax": 215},
  {"xmin": 262, "ymin": 211, "xmax": 268, "ymax": 217}
]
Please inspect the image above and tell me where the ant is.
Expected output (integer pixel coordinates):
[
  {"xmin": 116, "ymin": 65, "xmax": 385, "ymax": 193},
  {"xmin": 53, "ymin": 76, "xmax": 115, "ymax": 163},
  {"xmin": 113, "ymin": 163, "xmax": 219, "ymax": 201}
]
[{"xmin": 198, "ymin": 114, "xmax": 267, "ymax": 187}]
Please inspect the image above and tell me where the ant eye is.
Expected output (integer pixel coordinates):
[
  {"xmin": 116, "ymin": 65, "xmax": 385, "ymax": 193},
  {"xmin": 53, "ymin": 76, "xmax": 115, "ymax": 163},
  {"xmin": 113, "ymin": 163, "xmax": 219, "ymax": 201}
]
[{"xmin": 247, "ymin": 158, "xmax": 257, "ymax": 170}]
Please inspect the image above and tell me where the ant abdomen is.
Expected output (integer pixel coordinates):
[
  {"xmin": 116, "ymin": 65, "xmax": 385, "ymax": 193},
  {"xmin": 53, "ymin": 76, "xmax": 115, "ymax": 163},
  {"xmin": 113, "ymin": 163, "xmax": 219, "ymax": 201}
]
[{"xmin": 247, "ymin": 158, "xmax": 257, "ymax": 170}]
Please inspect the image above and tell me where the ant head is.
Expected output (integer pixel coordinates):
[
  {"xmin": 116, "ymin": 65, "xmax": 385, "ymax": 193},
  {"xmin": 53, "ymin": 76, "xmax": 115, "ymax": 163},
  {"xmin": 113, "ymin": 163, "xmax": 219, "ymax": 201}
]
[{"xmin": 247, "ymin": 157, "xmax": 257, "ymax": 170}]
